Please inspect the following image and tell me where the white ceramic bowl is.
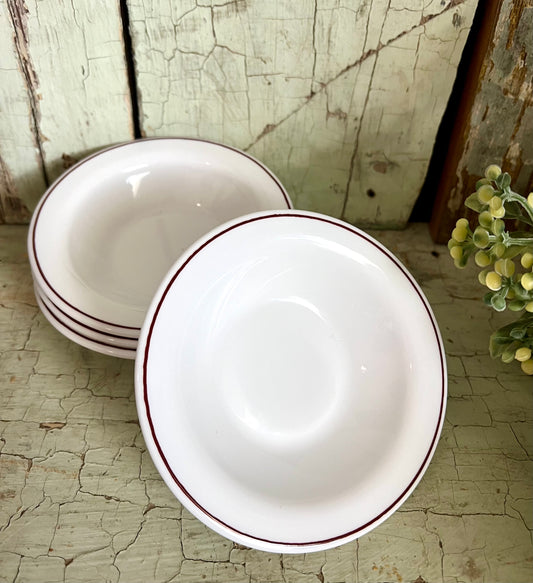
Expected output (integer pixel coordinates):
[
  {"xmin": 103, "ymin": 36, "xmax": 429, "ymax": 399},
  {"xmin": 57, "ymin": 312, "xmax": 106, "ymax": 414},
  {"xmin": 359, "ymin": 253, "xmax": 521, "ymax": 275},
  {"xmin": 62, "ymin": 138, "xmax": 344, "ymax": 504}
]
[
  {"xmin": 35, "ymin": 284, "xmax": 138, "ymax": 349},
  {"xmin": 28, "ymin": 138, "xmax": 292, "ymax": 333},
  {"xmin": 135, "ymin": 210, "xmax": 447, "ymax": 553},
  {"xmin": 34, "ymin": 286, "xmax": 136, "ymax": 360}
]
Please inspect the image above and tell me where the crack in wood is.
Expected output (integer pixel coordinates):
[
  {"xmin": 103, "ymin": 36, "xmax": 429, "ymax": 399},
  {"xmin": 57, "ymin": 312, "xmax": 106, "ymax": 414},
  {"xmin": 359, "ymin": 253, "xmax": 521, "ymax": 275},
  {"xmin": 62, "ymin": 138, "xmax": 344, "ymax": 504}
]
[
  {"xmin": 6, "ymin": 0, "xmax": 49, "ymax": 185},
  {"xmin": 243, "ymin": 0, "xmax": 471, "ymax": 155}
]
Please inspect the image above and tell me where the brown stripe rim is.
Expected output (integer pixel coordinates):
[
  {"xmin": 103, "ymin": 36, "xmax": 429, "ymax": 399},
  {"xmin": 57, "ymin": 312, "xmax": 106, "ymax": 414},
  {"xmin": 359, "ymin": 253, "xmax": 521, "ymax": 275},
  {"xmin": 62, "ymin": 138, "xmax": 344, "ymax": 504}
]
[{"xmin": 35, "ymin": 287, "xmax": 137, "ymax": 356}]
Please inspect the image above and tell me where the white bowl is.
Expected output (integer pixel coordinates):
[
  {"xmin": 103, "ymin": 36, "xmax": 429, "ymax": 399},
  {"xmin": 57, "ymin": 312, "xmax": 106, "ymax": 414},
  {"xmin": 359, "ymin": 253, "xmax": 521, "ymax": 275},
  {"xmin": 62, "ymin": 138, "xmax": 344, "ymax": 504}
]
[
  {"xmin": 28, "ymin": 138, "xmax": 292, "ymax": 332},
  {"xmin": 35, "ymin": 284, "xmax": 138, "ymax": 349},
  {"xmin": 34, "ymin": 286, "xmax": 136, "ymax": 360},
  {"xmin": 135, "ymin": 210, "xmax": 447, "ymax": 553}
]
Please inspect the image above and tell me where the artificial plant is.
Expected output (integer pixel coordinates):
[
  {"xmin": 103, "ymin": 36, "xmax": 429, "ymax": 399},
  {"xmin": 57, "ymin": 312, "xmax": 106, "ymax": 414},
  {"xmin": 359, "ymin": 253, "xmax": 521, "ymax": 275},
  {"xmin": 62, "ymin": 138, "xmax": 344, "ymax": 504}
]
[{"xmin": 448, "ymin": 165, "xmax": 533, "ymax": 375}]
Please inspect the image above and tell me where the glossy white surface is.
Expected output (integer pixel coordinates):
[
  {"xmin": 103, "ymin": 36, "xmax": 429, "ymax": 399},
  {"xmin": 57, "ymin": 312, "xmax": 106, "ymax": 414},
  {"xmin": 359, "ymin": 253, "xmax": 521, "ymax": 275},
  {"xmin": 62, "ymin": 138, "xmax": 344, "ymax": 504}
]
[
  {"xmin": 135, "ymin": 210, "xmax": 447, "ymax": 553},
  {"xmin": 34, "ymin": 287, "xmax": 136, "ymax": 360},
  {"xmin": 29, "ymin": 138, "xmax": 291, "ymax": 330},
  {"xmin": 36, "ymin": 284, "xmax": 138, "ymax": 349}
]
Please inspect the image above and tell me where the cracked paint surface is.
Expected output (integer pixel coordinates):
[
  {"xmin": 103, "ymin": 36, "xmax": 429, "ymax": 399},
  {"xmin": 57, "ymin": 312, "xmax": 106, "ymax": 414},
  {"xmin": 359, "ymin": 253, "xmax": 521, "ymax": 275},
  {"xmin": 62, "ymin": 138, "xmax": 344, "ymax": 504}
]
[
  {"xmin": 2, "ymin": 0, "xmax": 477, "ymax": 226},
  {"xmin": 130, "ymin": 0, "xmax": 478, "ymax": 227},
  {"xmin": 0, "ymin": 224, "xmax": 532, "ymax": 582},
  {"xmin": 0, "ymin": 0, "xmax": 133, "ymax": 219}
]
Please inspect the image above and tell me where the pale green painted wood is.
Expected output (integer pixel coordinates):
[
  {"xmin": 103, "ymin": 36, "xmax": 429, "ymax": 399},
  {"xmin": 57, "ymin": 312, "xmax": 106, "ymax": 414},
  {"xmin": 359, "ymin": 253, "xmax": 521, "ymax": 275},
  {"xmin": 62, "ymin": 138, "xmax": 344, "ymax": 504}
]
[
  {"xmin": 27, "ymin": 0, "xmax": 134, "ymax": 183},
  {"xmin": 0, "ymin": 0, "xmax": 133, "ymax": 222},
  {"xmin": 129, "ymin": 0, "xmax": 478, "ymax": 227},
  {"xmin": 0, "ymin": 0, "xmax": 478, "ymax": 225},
  {"xmin": 0, "ymin": 0, "xmax": 46, "ymax": 223},
  {"xmin": 344, "ymin": 1, "xmax": 477, "ymax": 227}
]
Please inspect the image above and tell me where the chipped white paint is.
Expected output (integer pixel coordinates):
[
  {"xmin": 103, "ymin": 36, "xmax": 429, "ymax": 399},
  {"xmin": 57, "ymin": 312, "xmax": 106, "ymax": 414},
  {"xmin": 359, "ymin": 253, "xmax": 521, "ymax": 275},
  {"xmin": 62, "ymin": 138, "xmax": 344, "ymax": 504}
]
[
  {"xmin": 0, "ymin": 1, "xmax": 46, "ymax": 222},
  {"xmin": 24, "ymin": 0, "xmax": 133, "ymax": 182},
  {"xmin": 1, "ymin": 223, "xmax": 532, "ymax": 582},
  {"xmin": 0, "ymin": 0, "xmax": 133, "ymax": 220},
  {"xmin": 345, "ymin": 1, "xmax": 477, "ymax": 226},
  {"xmin": 1, "ymin": 0, "xmax": 478, "ymax": 226},
  {"xmin": 130, "ymin": 0, "xmax": 478, "ymax": 227}
]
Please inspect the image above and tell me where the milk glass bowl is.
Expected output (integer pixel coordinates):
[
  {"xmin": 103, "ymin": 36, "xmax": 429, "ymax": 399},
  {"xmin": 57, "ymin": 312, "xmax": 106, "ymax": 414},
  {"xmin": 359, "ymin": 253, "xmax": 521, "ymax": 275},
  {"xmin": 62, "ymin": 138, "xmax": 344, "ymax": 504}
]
[
  {"xmin": 28, "ymin": 138, "xmax": 292, "ymax": 336},
  {"xmin": 135, "ymin": 210, "xmax": 447, "ymax": 553}
]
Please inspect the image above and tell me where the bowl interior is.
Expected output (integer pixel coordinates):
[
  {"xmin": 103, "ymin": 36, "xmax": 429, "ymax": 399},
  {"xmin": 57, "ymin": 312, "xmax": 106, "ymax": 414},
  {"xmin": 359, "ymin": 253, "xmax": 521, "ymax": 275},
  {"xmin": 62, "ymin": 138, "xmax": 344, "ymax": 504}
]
[
  {"xmin": 138, "ymin": 212, "xmax": 445, "ymax": 550},
  {"xmin": 33, "ymin": 139, "xmax": 290, "ymax": 328}
]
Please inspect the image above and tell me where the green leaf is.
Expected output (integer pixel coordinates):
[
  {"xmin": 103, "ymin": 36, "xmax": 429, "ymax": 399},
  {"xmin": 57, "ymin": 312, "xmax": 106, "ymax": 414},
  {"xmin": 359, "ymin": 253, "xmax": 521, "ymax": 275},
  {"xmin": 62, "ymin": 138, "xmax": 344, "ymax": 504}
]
[
  {"xmin": 504, "ymin": 201, "xmax": 533, "ymax": 227},
  {"xmin": 502, "ymin": 245, "xmax": 527, "ymax": 259},
  {"xmin": 501, "ymin": 173, "xmax": 512, "ymax": 189},
  {"xmin": 491, "ymin": 294, "xmax": 507, "ymax": 312},
  {"xmin": 464, "ymin": 193, "xmax": 484, "ymax": 213},
  {"xmin": 483, "ymin": 292, "xmax": 494, "ymax": 306},
  {"xmin": 508, "ymin": 300, "xmax": 526, "ymax": 311},
  {"xmin": 490, "ymin": 335, "xmax": 512, "ymax": 345},
  {"xmin": 489, "ymin": 335, "xmax": 519, "ymax": 359},
  {"xmin": 510, "ymin": 327, "xmax": 526, "ymax": 340}
]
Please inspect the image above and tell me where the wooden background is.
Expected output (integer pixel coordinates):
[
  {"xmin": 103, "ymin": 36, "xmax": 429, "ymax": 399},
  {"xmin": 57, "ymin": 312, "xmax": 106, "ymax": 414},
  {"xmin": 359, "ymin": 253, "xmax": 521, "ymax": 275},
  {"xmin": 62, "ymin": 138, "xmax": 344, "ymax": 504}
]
[{"xmin": 2, "ymin": 0, "xmax": 529, "ymax": 232}]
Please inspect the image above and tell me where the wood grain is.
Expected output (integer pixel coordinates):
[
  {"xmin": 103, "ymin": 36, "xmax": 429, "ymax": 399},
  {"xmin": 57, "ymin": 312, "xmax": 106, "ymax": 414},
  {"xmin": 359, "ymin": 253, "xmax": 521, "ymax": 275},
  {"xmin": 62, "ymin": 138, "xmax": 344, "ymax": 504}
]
[
  {"xmin": 130, "ymin": 0, "xmax": 478, "ymax": 227},
  {"xmin": 0, "ymin": 0, "xmax": 134, "ymax": 223},
  {"xmin": 430, "ymin": 0, "xmax": 533, "ymax": 242}
]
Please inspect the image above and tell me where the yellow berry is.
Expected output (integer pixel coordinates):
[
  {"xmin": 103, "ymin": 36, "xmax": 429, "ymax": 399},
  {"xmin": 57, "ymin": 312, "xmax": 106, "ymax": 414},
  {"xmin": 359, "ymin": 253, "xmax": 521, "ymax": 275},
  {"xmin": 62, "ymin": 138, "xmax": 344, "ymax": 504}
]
[
  {"xmin": 507, "ymin": 288, "xmax": 515, "ymax": 300},
  {"xmin": 489, "ymin": 196, "xmax": 503, "ymax": 210},
  {"xmin": 477, "ymin": 184, "xmax": 495, "ymax": 204},
  {"xmin": 473, "ymin": 227, "xmax": 490, "ymax": 248},
  {"xmin": 478, "ymin": 211, "xmax": 493, "ymax": 229},
  {"xmin": 494, "ymin": 258, "xmax": 515, "ymax": 277},
  {"xmin": 491, "ymin": 243, "xmax": 506, "ymax": 258},
  {"xmin": 521, "ymin": 359, "xmax": 533, "ymax": 375},
  {"xmin": 521, "ymin": 252, "xmax": 533, "ymax": 269},
  {"xmin": 491, "ymin": 218, "xmax": 505, "ymax": 236},
  {"xmin": 515, "ymin": 347, "xmax": 532, "ymax": 362},
  {"xmin": 528, "ymin": 193, "xmax": 533, "ymax": 207},
  {"xmin": 450, "ymin": 245, "xmax": 463, "ymax": 260},
  {"xmin": 478, "ymin": 270, "xmax": 488, "ymax": 286},
  {"xmin": 485, "ymin": 164, "xmax": 502, "ymax": 181},
  {"xmin": 490, "ymin": 206, "xmax": 506, "ymax": 219},
  {"xmin": 474, "ymin": 251, "xmax": 491, "ymax": 267},
  {"xmin": 456, "ymin": 218, "xmax": 469, "ymax": 229},
  {"xmin": 521, "ymin": 272, "xmax": 533, "ymax": 291},
  {"xmin": 485, "ymin": 271, "xmax": 502, "ymax": 291},
  {"xmin": 525, "ymin": 301, "xmax": 533, "ymax": 313},
  {"xmin": 452, "ymin": 226, "xmax": 468, "ymax": 243}
]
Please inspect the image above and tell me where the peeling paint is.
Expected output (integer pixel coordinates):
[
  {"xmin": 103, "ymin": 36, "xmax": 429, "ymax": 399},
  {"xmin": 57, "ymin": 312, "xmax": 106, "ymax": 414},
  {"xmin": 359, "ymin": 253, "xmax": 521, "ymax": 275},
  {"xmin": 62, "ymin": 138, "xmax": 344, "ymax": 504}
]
[
  {"xmin": 0, "ymin": 154, "xmax": 31, "ymax": 224},
  {"xmin": 6, "ymin": 0, "xmax": 48, "ymax": 184},
  {"xmin": 1, "ymin": 223, "xmax": 532, "ymax": 582}
]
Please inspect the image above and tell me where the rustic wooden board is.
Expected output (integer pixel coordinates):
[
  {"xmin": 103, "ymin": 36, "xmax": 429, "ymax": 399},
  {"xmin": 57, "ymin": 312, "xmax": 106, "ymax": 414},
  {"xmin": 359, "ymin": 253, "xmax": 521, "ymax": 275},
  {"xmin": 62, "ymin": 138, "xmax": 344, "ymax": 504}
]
[
  {"xmin": 0, "ymin": 0, "xmax": 133, "ymax": 223},
  {"xmin": 0, "ymin": 0, "xmax": 46, "ymax": 223},
  {"xmin": 430, "ymin": 0, "xmax": 533, "ymax": 242},
  {"xmin": 129, "ymin": 0, "xmax": 478, "ymax": 227}
]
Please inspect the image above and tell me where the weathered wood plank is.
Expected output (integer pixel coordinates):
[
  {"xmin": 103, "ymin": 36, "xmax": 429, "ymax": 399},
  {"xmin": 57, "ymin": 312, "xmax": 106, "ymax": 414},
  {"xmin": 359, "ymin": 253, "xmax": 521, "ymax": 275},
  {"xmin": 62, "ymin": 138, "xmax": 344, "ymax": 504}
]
[
  {"xmin": 129, "ymin": 0, "xmax": 478, "ymax": 227},
  {"xmin": 344, "ymin": 0, "xmax": 478, "ymax": 227},
  {"xmin": 25, "ymin": 0, "xmax": 134, "ymax": 182},
  {"xmin": 0, "ymin": 0, "xmax": 134, "ymax": 223},
  {"xmin": 430, "ymin": 0, "xmax": 533, "ymax": 242},
  {"xmin": 0, "ymin": 0, "xmax": 46, "ymax": 224}
]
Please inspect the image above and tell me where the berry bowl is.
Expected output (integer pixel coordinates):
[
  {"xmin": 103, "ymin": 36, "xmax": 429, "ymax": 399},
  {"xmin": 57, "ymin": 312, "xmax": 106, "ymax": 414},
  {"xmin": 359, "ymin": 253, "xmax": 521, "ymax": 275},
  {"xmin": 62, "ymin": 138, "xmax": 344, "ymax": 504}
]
[
  {"xmin": 28, "ymin": 138, "xmax": 292, "ymax": 336},
  {"xmin": 135, "ymin": 210, "xmax": 446, "ymax": 553}
]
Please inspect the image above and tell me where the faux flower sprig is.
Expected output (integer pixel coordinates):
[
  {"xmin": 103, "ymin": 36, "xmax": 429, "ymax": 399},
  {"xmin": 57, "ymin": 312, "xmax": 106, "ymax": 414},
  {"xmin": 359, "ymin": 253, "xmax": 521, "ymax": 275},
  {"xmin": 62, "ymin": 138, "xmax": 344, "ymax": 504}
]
[{"xmin": 448, "ymin": 165, "xmax": 533, "ymax": 375}]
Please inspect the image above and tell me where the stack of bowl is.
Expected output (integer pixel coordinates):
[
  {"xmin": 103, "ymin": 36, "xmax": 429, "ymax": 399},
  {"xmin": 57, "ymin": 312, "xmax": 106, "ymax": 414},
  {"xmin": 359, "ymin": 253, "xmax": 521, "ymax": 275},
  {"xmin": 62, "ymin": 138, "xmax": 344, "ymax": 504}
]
[
  {"xmin": 28, "ymin": 137, "xmax": 447, "ymax": 553},
  {"xmin": 28, "ymin": 138, "xmax": 292, "ymax": 358}
]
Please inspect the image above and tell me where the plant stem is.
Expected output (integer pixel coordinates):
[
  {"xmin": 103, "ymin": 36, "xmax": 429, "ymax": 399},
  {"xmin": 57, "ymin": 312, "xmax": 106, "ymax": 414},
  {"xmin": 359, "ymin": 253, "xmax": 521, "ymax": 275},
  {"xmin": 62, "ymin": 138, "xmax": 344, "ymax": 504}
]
[{"xmin": 502, "ymin": 234, "xmax": 533, "ymax": 247}]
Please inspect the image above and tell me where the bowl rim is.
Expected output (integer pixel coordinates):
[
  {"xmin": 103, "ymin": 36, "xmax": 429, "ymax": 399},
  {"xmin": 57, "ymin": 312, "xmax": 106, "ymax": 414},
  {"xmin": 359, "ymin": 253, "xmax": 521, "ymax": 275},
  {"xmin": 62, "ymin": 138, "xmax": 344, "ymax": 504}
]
[{"xmin": 34, "ymin": 285, "xmax": 137, "ymax": 360}]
